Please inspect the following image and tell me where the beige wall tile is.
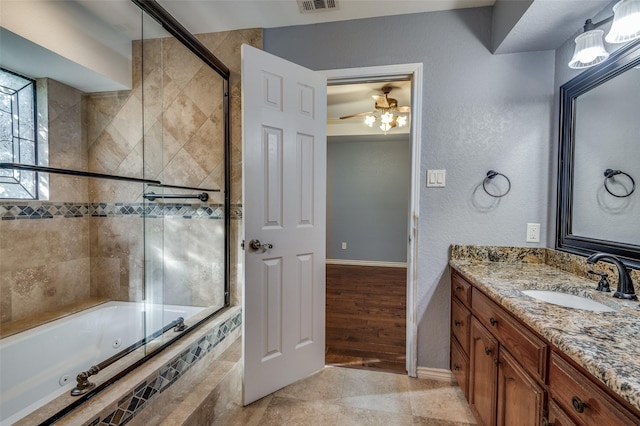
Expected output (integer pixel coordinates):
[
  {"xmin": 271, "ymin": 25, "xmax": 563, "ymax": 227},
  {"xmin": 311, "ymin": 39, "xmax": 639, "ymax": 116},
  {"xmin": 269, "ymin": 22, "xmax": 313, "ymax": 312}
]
[
  {"xmin": 163, "ymin": 92, "xmax": 207, "ymax": 148},
  {"xmin": 8, "ymin": 258, "xmax": 90, "ymax": 321}
]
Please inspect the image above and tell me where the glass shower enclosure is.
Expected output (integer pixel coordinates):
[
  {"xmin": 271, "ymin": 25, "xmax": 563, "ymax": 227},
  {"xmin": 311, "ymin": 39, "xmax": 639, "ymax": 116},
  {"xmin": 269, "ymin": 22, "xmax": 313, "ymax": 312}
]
[{"xmin": 0, "ymin": 1, "xmax": 230, "ymax": 423}]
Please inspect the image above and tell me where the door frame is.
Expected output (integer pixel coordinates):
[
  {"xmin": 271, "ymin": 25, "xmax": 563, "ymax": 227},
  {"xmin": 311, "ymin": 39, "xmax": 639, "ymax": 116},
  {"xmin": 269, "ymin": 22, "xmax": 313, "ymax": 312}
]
[{"xmin": 322, "ymin": 63, "xmax": 423, "ymax": 377}]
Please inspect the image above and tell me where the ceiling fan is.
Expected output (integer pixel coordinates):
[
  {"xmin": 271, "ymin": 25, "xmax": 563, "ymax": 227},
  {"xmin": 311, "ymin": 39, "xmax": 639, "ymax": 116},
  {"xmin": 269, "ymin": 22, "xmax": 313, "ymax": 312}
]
[{"xmin": 339, "ymin": 86, "xmax": 411, "ymax": 134}]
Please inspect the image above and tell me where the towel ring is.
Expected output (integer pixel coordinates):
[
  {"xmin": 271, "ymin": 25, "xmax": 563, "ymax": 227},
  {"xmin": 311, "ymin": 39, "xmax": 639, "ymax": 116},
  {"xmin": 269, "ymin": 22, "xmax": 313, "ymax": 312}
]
[
  {"xmin": 603, "ymin": 169, "xmax": 635, "ymax": 198},
  {"xmin": 483, "ymin": 170, "xmax": 511, "ymax": 198}
]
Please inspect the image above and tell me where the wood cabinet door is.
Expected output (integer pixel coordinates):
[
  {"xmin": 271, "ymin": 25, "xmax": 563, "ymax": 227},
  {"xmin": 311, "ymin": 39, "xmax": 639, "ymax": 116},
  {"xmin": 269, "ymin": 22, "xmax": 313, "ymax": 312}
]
[
  {"xmin": 496, "ymin": 348, "xmax": 545, "ymax": 426},
  {"xmin": 469, "ymin": 317, "xmax": 499, "ymax": 426},
  {"xmin": 548, "ymin": 399, "xmax": 579, "ymax": 426}
]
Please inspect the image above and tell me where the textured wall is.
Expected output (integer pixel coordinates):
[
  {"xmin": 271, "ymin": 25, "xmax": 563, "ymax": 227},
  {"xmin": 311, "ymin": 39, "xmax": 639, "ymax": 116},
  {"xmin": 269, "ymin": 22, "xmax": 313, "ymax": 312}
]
[
  {"xmin": 265, "ymin": 7, "xmax": 555, "ymax": 368},
  {"xmin": 327, "ymin": 134, "xmax": 410, "ymax": 262}
]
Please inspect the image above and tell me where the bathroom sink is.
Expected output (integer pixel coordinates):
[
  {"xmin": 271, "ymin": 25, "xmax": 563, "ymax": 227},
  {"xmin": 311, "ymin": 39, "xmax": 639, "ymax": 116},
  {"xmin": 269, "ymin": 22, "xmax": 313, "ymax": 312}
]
[{"xmin": 521, "ymin": 290, "xmax": 616, "ymax": 312}]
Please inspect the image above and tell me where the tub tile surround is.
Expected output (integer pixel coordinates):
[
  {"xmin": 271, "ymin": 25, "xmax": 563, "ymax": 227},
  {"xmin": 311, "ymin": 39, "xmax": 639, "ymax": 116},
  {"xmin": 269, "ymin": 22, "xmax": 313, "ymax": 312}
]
[
  {"xmin": 450, "ymin": 245, "xmax": 640, "ymax": 413},
  {"xmin": 15, "ymin": 307, "xmax": 241, "ymax": 426}
]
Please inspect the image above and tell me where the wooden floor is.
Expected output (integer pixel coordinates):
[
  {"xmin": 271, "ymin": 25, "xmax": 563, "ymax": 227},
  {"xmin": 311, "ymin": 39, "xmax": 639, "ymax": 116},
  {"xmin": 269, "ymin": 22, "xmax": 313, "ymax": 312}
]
[{"xmin": 325, "ymin": 264, "xmax": 407, "ymax": 374}]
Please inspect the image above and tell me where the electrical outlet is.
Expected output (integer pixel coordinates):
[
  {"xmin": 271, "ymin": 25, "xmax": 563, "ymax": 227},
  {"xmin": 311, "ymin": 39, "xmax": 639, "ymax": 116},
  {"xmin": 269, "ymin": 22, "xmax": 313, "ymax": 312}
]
[
  {"xmin": 526, "ymin": 223, "xmax": 540, "ymax": 243},
  {"xmin": 341, "ymin": 242, "xmax": 347, "ymax": 250}
]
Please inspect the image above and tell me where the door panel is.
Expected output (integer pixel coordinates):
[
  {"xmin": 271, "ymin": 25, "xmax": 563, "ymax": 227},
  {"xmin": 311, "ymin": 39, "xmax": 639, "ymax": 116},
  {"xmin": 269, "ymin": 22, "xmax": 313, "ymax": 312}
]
[{"xmin": 242, "ymin": 44, "xmax": 327, "ymax": 405}]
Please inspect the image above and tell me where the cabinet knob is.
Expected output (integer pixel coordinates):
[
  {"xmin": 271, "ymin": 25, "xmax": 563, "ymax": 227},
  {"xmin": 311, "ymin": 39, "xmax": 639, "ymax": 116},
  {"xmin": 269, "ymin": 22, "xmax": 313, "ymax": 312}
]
[
  {"xmin": 454, "ymin": 320, "xmax": 462, "ymax": 326},
  {"xmin": 484, "ymin": 346, "xmax": 492, "ymax": 355},
  {"xmin": 455, "ymin": 286, "xmax": 462, "ymax": 291},
  {"xmin": 453, "ymin": 363, "xmax": 460, "ymax": 371},
  {"xmin": 489, "ymin": 317, "xmax": 498, "ymax": 326},
  {"xmin": 493, "ymin": 357, "xmax": 500, "ymax": 366},
  {"xmin": 542, "ymin": 418, "xmax": 554, "ymax": 426},
  {"xmin": 572, "ymin": 396, "xmax": 588, "ymax": 413}
]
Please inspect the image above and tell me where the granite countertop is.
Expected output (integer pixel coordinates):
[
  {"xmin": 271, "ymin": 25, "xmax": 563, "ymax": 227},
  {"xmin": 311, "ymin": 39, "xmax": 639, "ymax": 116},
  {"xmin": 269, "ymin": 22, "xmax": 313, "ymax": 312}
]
[{"xmin": 449, "ymin": 257, "xmax": 640, "ymax": 414}]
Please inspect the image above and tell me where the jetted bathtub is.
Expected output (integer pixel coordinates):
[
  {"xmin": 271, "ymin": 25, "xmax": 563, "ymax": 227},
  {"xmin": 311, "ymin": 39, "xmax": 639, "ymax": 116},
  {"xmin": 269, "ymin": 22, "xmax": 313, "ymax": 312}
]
[{"xmin": 0, "ymin": 301, "xmax": 204, "ymax": 425}]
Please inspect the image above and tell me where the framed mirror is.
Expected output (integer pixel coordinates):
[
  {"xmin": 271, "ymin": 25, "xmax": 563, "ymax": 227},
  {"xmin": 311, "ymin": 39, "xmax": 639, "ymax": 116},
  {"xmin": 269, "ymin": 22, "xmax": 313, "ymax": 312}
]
[{"xmin": 557, "ymin": 38, "xmax": 640, "ymax": 269}]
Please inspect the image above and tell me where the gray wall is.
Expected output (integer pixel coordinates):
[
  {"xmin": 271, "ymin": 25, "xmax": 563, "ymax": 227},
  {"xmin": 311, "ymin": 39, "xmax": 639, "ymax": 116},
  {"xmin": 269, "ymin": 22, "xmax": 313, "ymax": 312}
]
[
  {"xmin": 265, "ymin": 6, "xmax": 555, "ymax": 369},
  {"xmin": 327, "ymin": 134, "xmax": 410, "ymax": 263}
]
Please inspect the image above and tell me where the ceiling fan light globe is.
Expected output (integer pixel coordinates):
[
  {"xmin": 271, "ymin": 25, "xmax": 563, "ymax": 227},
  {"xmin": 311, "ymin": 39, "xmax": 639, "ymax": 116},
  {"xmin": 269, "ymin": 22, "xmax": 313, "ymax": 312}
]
[
  {"xmin": 397, "ymin": 116, "xmax": 407, "ymax": 127},
  {"xmin": 381, "ymin": 112, "xmax": 394, "ymax": 124},
  {"xmin": 365, "ymin": 115, "xmax": 376, "ymax": 127}
]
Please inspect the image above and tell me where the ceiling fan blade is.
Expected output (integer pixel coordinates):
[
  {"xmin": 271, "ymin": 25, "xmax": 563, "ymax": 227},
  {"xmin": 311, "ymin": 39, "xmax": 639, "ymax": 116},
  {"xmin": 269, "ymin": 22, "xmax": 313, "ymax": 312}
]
[
  {"xmin": 339, "ymin": 111, "xmax": 375, "ymax": 119},
  {"xmin": 397, "ymin": 106, "xmax": 411, "ymax": 113}
]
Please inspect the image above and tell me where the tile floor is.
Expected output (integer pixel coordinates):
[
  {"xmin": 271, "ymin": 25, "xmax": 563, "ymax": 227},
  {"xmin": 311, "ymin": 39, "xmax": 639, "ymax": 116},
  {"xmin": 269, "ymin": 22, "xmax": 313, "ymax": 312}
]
[{"xmin": 213, "ymin": 366, "xmax": 477, "ymax": 425}]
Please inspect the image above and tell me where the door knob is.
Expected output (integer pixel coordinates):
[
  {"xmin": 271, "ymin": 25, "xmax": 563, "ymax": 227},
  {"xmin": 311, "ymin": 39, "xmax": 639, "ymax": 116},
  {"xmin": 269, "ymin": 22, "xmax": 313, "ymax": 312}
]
[{"xmin": 249, "ymin": 239, "xmax": 273, "ymax": 250}]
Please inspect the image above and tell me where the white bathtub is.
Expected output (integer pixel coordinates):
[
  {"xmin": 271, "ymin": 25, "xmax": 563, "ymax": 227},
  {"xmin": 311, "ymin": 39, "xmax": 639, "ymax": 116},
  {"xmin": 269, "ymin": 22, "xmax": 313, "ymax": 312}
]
[{"xmin": 0, "ymin": 301, "xmax": 204, "ymax": 425}]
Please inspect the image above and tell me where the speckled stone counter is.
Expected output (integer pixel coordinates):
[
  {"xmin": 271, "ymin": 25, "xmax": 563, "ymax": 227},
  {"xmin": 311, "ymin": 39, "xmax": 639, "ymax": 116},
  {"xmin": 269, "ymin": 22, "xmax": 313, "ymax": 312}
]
[{"xmin": 449, "ymin": 245, "xmax": 640, "ymax": 414}]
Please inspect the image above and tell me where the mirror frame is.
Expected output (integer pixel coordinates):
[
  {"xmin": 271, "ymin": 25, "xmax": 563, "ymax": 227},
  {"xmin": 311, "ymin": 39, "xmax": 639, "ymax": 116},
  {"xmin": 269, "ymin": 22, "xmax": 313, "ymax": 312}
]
[{"xmin": 557, "ymin": 38, "xmax": 640, "ymax": 269}]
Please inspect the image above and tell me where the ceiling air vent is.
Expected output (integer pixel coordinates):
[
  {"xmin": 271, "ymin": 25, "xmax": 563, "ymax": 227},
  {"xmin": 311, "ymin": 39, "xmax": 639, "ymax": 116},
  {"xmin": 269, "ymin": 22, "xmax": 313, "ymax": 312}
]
[{"xmin": 297, "ymin": 0, "xmax": 338, "ymax": 13}]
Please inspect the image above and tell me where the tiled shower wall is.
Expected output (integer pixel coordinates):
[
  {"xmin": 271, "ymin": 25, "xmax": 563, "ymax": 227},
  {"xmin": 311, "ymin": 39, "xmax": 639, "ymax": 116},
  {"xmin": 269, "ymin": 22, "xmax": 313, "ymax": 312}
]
[
  {"xmin": 0, "ymin": 29, "xmax": 261, "ymax": 325},
  {"xmin": 0, "ymin": 79, "xmax": 91, "ymax": 323}
]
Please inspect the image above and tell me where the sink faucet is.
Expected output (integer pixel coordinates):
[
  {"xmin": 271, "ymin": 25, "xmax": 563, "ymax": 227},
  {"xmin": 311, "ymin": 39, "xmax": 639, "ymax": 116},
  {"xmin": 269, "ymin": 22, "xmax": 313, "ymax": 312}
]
[{"xmin": 586, "ymin": 253, "xmax": 637, "ymax": 300}]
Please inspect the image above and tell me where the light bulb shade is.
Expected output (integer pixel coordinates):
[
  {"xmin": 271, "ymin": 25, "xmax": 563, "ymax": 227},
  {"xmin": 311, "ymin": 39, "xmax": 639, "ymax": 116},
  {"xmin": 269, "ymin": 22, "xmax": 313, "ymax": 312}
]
[
  {"xmin": 568, "ymin": 29, "xmax": 610, "ymax": 69},
  {"xmin": 365, "ymin": 115, "xmax": 376, "ymax": 127},
  {"xmin": 381, "ymin": 112, "xmax": 394, "ymax": 124},
  {"xmin": 605, "ymin": 0, "xmax": 640, "ymax": 43},
  {"xmin": 396, "ymin": 116, "xmax": 407, "ymax": 127}
]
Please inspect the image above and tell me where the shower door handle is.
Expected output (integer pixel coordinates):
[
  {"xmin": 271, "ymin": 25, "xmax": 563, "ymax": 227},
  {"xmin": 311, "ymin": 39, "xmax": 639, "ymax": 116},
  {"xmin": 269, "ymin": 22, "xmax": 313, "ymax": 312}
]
[{"xmin": 249, "ymin": 239, "xmax": 273, "ymax": 250}]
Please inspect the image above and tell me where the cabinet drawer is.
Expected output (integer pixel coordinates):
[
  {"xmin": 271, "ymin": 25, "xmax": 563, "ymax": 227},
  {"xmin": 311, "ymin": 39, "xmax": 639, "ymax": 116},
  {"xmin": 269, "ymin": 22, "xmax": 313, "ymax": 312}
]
[
  {"xmin": 451, "ymin": 297, "xmax": 471, "ymax": 354},
  {"xmin": 451, "ymin": 337, "xmax": 469, "ymax": 401},
  {"xmin": 549, "ymin": 352, "xmax": 640, "ymax": 426},
  {"xmin": 451, "ymin": 270, "xmax": 472, "ymax": 308},
  {"xmin": 472, "ymin": 289, "xmax": 547, "ymax": 382}
]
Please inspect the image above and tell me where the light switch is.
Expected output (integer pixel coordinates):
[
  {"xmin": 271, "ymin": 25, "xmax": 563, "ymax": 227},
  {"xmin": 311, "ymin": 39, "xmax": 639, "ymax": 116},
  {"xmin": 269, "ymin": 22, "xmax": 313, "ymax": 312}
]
[{"xmin": 427, "ymin": 169, "xmax": 446, "ymax": 187}]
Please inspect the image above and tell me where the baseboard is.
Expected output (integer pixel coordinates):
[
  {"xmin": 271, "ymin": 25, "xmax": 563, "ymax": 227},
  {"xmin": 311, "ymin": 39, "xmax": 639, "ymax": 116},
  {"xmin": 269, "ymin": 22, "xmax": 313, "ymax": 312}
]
[
  {"xmin": 326, "ymin": 259, "xmax": 407, "ymax": 268},
  {"xmin": 416, "ymin": 367, "xmax": 455, "ymax": 383}
]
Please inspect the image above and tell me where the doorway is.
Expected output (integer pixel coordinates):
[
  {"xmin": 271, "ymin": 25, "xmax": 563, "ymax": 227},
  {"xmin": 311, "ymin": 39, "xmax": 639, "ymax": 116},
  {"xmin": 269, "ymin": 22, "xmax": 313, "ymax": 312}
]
[{"xmin": 323, "ymin": 64, "xmax": 423, "ymax": 377}]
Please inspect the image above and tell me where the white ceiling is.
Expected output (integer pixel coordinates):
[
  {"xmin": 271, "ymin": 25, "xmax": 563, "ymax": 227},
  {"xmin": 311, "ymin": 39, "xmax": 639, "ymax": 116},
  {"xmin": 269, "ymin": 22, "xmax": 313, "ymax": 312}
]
[{"xmin": 157, "ymin": 0, "xmax": 496, "ymax": 34}]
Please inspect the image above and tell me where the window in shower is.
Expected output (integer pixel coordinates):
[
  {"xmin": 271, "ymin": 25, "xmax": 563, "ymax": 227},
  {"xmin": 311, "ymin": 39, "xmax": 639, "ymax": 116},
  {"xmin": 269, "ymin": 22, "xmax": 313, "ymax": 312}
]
[{"xmin": 0, "ymin": 68, "xmax": 38, "ymax": 199}]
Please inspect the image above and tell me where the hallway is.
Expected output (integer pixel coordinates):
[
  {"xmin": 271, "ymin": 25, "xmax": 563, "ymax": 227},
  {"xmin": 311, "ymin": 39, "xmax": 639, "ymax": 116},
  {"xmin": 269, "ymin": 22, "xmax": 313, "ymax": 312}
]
[{"xmin": 213, "ymin": 366, "xmax": 476, "ymax": 425}]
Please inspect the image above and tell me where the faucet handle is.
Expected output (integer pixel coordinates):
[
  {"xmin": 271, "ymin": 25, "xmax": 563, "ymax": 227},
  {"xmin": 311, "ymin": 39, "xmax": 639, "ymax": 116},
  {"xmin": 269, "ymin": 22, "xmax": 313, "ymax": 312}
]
[{"xmin": 588, "ymin": 270, "xmax": 611, "ymax": 292}]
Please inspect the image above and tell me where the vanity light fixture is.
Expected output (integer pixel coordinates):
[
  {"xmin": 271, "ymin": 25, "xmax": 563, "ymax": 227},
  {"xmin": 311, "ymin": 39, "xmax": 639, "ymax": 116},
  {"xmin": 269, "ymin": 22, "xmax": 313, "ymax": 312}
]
[
  {"xmin": 606, "ymin": 0, "xmax": 640, "ymax": 43},
  {"xmin": 569, "ymin": 0, "xmax": 640, "ymax": 69}
]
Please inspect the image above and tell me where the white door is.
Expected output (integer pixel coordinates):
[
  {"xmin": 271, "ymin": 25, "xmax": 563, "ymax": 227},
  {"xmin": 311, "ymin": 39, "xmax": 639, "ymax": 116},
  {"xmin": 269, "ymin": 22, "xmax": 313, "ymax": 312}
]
[{"xmin": 241, "ymin": 44, "xmax": 327, "ymax": 405}]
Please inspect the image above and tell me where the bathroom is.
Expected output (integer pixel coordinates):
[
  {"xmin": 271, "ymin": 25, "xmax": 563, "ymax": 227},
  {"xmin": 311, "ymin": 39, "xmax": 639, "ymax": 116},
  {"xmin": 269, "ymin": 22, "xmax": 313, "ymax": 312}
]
[{"xmin": 1, "ymin": 0, "xmax": 639, "ymax": 424}]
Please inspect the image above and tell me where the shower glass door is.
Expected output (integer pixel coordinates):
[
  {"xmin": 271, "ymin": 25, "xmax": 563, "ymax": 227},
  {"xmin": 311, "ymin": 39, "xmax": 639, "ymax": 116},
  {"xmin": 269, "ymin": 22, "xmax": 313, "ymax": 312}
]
[{"xmin": 140, "ymin": 6, "xmax": 229, "ymax": 352}]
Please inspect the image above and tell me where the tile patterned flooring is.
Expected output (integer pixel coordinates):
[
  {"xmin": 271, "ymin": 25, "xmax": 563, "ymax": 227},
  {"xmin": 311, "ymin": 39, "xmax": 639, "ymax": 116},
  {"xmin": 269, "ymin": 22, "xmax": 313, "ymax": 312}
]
[{"xmin": 213, "ymin": 366, "xmax": 477, "ymax": 425}]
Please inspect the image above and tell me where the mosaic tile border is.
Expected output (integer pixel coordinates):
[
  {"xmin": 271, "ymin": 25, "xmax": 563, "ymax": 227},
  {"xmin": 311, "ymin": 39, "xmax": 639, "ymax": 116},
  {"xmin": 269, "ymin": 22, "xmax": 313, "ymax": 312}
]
[
  {"xmin": 88, "ymin": 309, "xmax": 241, "ymax": 426},
  {"xmin": 0, "ymin": 202, "xmax": 243, "ymax": 220}
]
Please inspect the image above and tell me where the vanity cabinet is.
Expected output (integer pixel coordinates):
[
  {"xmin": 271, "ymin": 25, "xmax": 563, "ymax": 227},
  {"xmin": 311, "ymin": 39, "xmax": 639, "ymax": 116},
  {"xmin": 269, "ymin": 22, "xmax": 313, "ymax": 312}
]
[
  {"xmin": 451, "ymin": 268, "xmax": 640, "ymax": 426},
  {"xmin": 452, "ymin": 270, "xmax": 546, "ymax": 426}
]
